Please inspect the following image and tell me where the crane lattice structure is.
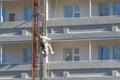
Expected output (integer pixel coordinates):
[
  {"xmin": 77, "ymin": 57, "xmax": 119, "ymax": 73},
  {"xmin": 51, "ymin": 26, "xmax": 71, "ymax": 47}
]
[{"xmin": 32, "ymin": 0, "xmax": 41, "ymax": 80}]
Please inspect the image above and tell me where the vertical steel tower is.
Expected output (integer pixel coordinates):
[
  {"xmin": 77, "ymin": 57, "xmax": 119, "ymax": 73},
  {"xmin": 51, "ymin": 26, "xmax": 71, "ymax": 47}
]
[{"xmin": 32, "ymin": 0, "xmax": 41, "ymax": 80}]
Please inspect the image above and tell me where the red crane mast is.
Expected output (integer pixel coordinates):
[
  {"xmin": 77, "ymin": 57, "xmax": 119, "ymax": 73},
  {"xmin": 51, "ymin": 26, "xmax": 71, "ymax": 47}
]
[{"xmin": 32, "ymin": 0, "xmax": 41, "ymax": 80}]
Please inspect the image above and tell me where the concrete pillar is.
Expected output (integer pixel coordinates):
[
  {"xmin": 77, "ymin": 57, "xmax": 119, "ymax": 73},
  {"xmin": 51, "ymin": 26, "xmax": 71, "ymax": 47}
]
[
  {"xmin": 21, "ymin": 73, "xmax": 28, "ymax": 80},
  {"xmin": 0, "ymin": 1, "xmax": 3, "ymax": 22},
  {"xmin": 43, "ymin": 0, "xmax": 49, "ymax": 80},
  {"xmin": 46, "ymin": 0, "xmax": 48, "ymax": 20},
  {"xmin": 89, "ymin": 0, "xmax": 92, "ymax": 17},
  {"xmin": 63, "ymin": 71, "xmax": 69, "ymax": 77},
  {"xmin": 112, "ymin": 70, "xmax": 118, "ymax": 76},
  {"xmin": 22, "ymin": 30, "xmax": 28, "ymax": 35},
  {"xmin": 43, "ymin": 57, "xmax": 48, "ymax": 80},
  {"xmin": 51, "ymin": 71, "xmax": 54, "ymax": 78},
  {"xmin": 43, "ymin": 0, "xmax": 48, "ymax": 35},
  {"xmin": 64, "ymin": 27, "xmax": 69, "ymax": 34},
  {"xmin": 112, "ymin": 25, "xmax": 117, "ymax": 32},
  {"xmin": 42, "ymin": 43, "xmax": 49, "ymax": 80},
  {"xmin": 89, "ymin": 41, "xmax": 92, "ymax": 61}
]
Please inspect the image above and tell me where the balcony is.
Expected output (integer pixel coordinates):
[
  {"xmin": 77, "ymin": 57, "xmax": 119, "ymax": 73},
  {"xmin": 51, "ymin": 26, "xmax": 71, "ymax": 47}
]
[
  {"xmin": 48, "ymin": 16, "xmax": 120, "ymax": 27},
  {"xmin": 47, "ymin": 16, "xmax": 120, "ymax": 41},
  {"xmin": 0, "ymin": 64, "xmax": 31, "ymax": 72},
  {"xmin": 47, "ymin": 60, "xmax": 120, "ymax": 70},
  {"xmin": 47, "ymin": 76, "xmax": 120, "ymax": 80},
  {"xmin": 0, "ymin": 21, "xmax": 32, "ymax": 28},
  {"xmin": 0, "ymin": 64, "xmax": 32, "ymax": 80},
  {"xmin": 0, "ymin": 21, "xmax": 32, "ymax": 42},
  {"xmin": 48, "ymin": 0, "xmax": 120, "ymax": 19},
  {"xmin": 46, "ymin": 60, "xmax": 120, "ymax": 80},
  {"xmin": 1, "ymin": 16, "xmax": 120, "ymax": 28},
  {"xmin": 1, "ymin": 0, "xmax": 120, "ymax": 22},
  {"xmin": 0, "ymin": 16, "xmax": 120, "ymax": 42}
]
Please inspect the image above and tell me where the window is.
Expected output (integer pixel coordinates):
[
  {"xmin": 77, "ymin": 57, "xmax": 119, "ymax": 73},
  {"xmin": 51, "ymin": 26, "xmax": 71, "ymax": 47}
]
[
  {"xmin": 64, "ymin": 48, "xmax": 80, "ymax": 61},
  {"xmin": 99, "ymin": 46, "xmax": 110, "ymax": 60},
  {"xmin": 74, "ymin": 5, "xmax": 80, "ymax": 17},
  {"xmin": 0, "ymin": 50, "xmax": 6, "ymax": 64},
  {"xmin": 64, "ymin": 5, "xmax": 80, "ymax": 18},
  {"xmin": 9, "ymin": 13, "xmax": 15, "ymax": 21},
  {"xmin": 113, "ymin": 46, "xmax": 120, "ymax": 60},
  {"xmin": 113, "ymin": 2, "xmax": 120, "ymax": 16},
  {"xmin": 74, "ymin": 48, "xmax": 80, "ymax": 61},
  {"xmin": 24, "ymin": 49, "xmax": 32, "ymax": 63},
  {"xmin": 99, "ymin": 3, "xmax": 110, "ymax": 16},
  {"xmin": 25, "ymin": 7, "xmax": 32, "ymax": 21},
  {"xmin": 65, "ymin": 5, "xmax": 73, "ymax": 18}
]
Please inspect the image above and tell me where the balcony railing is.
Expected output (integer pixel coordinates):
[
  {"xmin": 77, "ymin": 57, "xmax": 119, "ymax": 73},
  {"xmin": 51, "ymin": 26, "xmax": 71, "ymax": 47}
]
[
  {"xmin": 47, "ymin": 60, "xmax": 120, "ymax": 70},
  {"xmin": 0, "ymin": 64, "xmax": 31, "ymax": 71},
  {"xmin": 46, "ymin": 60, "xmax": 120, "ymax": 79},
  {"xmin": 47, "ymin": 76, "xmax": 120, "ymax": 80},
  {"xmin": 0, "ymin": 64, "xmax": 32, "ymax": 80},
  {"xmin": 48, "ymin": 16, "xmax": 120, "ymax": 27}
]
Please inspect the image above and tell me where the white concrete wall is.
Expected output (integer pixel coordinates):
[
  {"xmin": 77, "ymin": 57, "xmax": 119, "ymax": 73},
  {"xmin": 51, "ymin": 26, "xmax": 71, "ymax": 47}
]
[
  {"xmin": 3, "ymin": 43, "xmax": 31, "ymax": 64},
  {"xmin": 2, "ymin": 0, "xmax": 120, "ymax": 20},
  {"xmin": 90, "ymin": 0, "xmax": 120, "ymax": 16},
  {"xmin": 2, "ymin": 0, "xmax": 32, "ymax": 21},
  {"xmin": 91, "ymin": 40, "xmax": 120, "ymax": 60},
  {"xmin": 49, "ymin": 0, "xmax": 120, "ymax": 18},
  {"xmin": 49, "ymin": 40, "xmax": 120, "ymax": 62},
  {"xmin": 2, "ymin": 40, "xmax": 120, "ymax": 63},
  {"xmin": 49, "ymin": 0, "xmax": 89, "ymax": 18},
  {"xmin": 49, "ymin": 41, "xmax": 89, "ymax": 62}
]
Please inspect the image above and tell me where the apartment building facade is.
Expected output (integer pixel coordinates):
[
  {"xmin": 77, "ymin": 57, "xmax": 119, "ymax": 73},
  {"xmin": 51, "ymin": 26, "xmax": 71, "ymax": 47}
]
[{"xmin": 0, "ymin": 0, "xmax": 120, "ymax": 80}]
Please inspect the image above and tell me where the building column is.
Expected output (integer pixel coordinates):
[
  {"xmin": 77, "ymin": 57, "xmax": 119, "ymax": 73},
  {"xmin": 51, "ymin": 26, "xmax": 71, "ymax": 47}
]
[
  {"xmin": 44, "ymin": 0, "xmax": 48, "ymax": 35},
  {"xmin": 0, "ymin": 1, "xmax": 3, "ymax": 22},
  {"xmin": 44, "ymin": 0, "xmax": 48, "ymax": 63},
  {"xmin": 43, "ymin": 44, "xmax": 48, "ymax": 79},
  {"xmin": 46, "ymin": 0, "xmax": 48, "ymax": 20},
  {"xmin": 43, "ymin": 0, "xmax": 49, "ymax": 79},
  {"xmin": 89, "ymin": 0, "xmax": 92, "ymax": 17},
  {"xmin": 0, "ymin": 44, "xmax": 3, "ymax": 64},
  {"xmin": 89, "ymin": 41, "xmax": 92, "ymax": 61},
  {"xmin": 44, "ymin": 0, "xmax": 49, "ymax": 63}
]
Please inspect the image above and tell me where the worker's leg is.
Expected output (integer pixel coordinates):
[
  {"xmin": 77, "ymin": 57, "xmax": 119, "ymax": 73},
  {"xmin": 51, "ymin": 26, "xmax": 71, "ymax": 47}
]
[
  {"xmin": 41, "ymin": 43, "xmax": 46, "ymax": 54},
  {"xmin": 48, "ymin": 44, "xmax": 54, "ymax": 54}
]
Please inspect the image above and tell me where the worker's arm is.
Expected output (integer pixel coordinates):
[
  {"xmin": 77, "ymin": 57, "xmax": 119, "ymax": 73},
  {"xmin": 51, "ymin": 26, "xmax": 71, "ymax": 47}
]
[
  {"xmin": 40, "ymin": 35, "xmax": 51, "ymax": 42},
  {"xmin": 45, "ymin": 37, "xmax": 51, "ymax": 41}
]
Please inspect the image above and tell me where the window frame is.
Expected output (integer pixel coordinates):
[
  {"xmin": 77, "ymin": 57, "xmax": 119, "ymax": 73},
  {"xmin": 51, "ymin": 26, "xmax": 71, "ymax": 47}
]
[
  {"xmin": 23, "ymin": 48, "xmax": 32, "ymax": 63},
  {"xmin": 64, "ymin": 47, "xmax": 80, "ymax": 61},
  {"xmin": 64, "ymin": 5, "xmax": 80, "ymax": 18},
  {"xmin": 9, "ymin": 13, "xmax": 15, "ymax": 21},
  {"xmin": 74, "ymin": 5, "xmax": 80, "ymax": 17},
  {"xmin": 113, "ymin": 46, "xmax": 120, "ymax": 60},
  {"xmin": 113, "ymin": 2, "xmax": 120, "ymax": 16},
  {"xmin": 99, "ymin": 46, "xmax": 110, "ymax": 60},
  {"xmin": 99, "ymin": 3, "xmax": 110, "ymax": 16},
  {"xmin": 24, "ymin": 7, "xmax": 32, "ymax": 21}
]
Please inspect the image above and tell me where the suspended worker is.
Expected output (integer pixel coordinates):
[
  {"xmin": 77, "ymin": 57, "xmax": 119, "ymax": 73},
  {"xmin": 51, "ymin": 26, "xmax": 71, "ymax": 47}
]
[{"xmin": 39, "ymin": 33, "xmax": 54, "ymax": 55}]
